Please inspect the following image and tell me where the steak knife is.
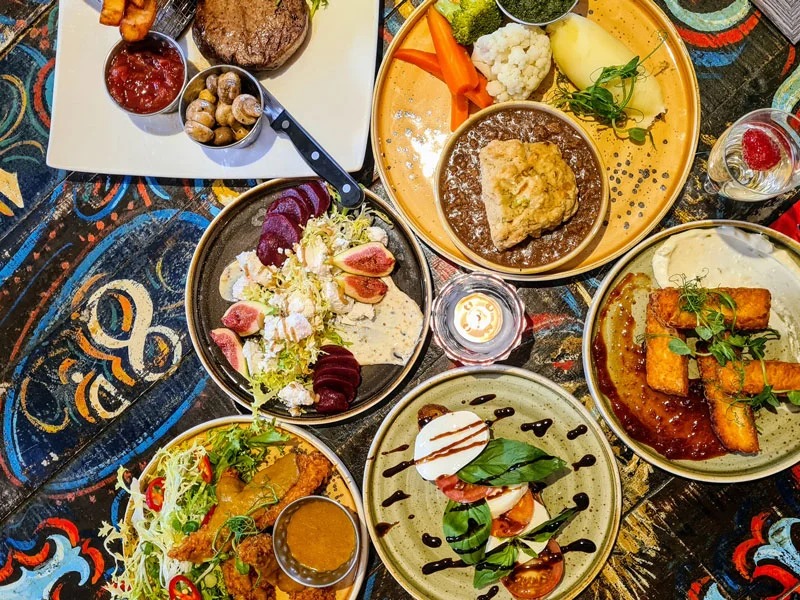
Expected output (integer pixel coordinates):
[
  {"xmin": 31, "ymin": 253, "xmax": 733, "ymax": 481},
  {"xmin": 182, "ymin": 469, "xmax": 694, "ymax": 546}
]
[{"xmin": 260, "ymin": 85, "xmax": 364, "ymax": 208}]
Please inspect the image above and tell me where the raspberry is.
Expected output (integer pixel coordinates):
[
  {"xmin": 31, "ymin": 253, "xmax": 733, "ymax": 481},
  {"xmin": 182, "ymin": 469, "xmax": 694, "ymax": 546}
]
[{"xmin": 742, "ymin": 128, "xmax": 782, "ymax": 171}]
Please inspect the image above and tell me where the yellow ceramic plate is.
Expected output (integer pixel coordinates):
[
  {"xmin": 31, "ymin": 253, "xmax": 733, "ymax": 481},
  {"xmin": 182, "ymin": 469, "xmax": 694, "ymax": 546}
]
[
  {"xmin": 372, "ymin": 0, "xmax": 700, "ymax": 281},
  {"xmin": 123, "ymin": 416, "xmax": 369, "ymax": 600}
]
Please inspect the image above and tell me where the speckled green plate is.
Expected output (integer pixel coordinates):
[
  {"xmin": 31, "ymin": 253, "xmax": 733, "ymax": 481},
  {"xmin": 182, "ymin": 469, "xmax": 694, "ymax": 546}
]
[
  {"xmin": 363, "ymin": 366, "xmax": 622, "ymax": 600},
  {"xmin": 583, "ymin": 220, "xmax": 800, "ymax": 483}
]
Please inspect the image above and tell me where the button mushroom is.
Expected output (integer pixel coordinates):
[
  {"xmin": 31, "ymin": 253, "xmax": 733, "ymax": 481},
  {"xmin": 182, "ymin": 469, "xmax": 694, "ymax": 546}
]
[
  {"xmin": 189, "ymin": 111, "xmax": 215, "ymax": 129},
  {"xmin": 213, "ymin": 126, "xmax": 235, "ymax": 146},
  {"xmin": 232, "ymin": 94, "xmax": 261, "ymax": 125},
  {"xmin": 216, "ymin": 103, "xmax": 236, "ymax": 127},
  {"xmin": 205, "ymin": 74, "xmax": 219, "ymax": 93},
  {"xmin": 185, "ymin": 120, "xmax": 214, "ymax": 143},
  {"xmin": 186, "ymin": 98, "xmax": 215, "ymax": 123},
  {"xmin": 217, "ymin": 72, "xmax": 241, "ymax": 104}
]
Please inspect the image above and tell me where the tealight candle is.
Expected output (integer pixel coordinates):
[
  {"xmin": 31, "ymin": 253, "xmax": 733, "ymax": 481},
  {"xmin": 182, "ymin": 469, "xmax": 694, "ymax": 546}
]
[{"xmin": 431, "ymin": 273, "xmax": 525, "ymax": 365}]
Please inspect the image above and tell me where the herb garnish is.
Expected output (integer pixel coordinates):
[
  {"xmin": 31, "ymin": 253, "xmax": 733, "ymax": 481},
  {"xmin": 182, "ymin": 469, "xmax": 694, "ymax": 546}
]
[
  {"xmin": 552, "ymin": 34, "xmax": 667, "ymax": 144},
  {"xmin": 456, "ymin": 439, "xmax": 566, "ymax": 487},
  {"xmin": 205, "ymin": 419, "xmax": 289, "ymax": 483},
  {"xmin": 662, "ymin": 274, "xmax": 800, "ymax": 409}
]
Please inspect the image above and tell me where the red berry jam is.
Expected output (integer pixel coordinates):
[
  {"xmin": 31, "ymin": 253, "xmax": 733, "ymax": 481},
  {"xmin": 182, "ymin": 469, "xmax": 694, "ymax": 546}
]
[
  {"xmin": 106, "ymin": 37, "xmax": 184, "ymax": 114},
  {"xmin": 742, "ymin": 128, "xmax": 782, "ymax": 172}
]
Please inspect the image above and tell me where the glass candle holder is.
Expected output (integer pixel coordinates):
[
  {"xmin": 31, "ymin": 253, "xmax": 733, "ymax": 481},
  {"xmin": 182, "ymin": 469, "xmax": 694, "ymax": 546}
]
[{"xmin": 431, "ymin": 272, "xmax": 525, "ymax": 365}]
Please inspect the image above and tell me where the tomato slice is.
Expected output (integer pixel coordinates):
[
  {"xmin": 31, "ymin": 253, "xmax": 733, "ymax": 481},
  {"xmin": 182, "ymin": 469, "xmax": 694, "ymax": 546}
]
[
  {"xmin": 198, "ymin": 453, "xmax": 213, "ymax": 484},
  {"xmin": 201, "ymin": 504, "xmax": 216, "ymax": 527},
  {"xmin": 169, "ymin": 575, "xmax": 200, "ymax": 600},
  {"xmin": 502, "ymin": 540, "xmax": 564, "ymax": 599},
  {"xmin": 435, "ymin": 474, "xmax": 498, "ymax": 503},
  {"xmin": 145, "ymin": 477, "xmax": 165, "ymax": 512},
  {"xmin": 491, "ymin": 490, "xmax": 534, "ymax": 537}
]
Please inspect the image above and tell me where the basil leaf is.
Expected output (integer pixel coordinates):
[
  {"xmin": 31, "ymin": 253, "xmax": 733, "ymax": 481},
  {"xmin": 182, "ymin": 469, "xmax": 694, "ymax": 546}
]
[
  {"xmin": 628, "ymin": 127, "xmax": 647, "ymax": 144},
  {"xmin": 520, "ymin": 505, "xmax": 579, "ymax": 543},
  {"xmin": 668, "ymin": 338, "xmax": 692, "ymax": 356},
  {"xmin": 442, "ymin": 500, "xmax": 491, "ymax": 565},
  {"xmin": 457, "ymin": 439, "xmax": 566, "ymax": 486},
  {"xmin": 518, "ymin": 544, "xmax": 540, "ymax": 558},
  {"xmin": 695, "ymin": 326, "xmax": 712, "ymax": 341},
  {"xmin": 473, "ymin": 542, "xmax": 517, "ymax": 589},
  {"xmin": 787, "ymin": 391, "xmax": 800, "ymax": 406}
]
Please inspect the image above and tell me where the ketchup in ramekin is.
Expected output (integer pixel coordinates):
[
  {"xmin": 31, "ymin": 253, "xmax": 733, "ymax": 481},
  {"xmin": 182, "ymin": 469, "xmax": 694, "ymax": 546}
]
[{"xmin": 106, "ymin": 36, "xmax": 185, "ymax": 114}]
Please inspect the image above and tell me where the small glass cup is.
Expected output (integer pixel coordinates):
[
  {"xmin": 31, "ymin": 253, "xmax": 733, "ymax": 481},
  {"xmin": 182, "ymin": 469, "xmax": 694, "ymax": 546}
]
[
  {"xmin": 431, "ymin": 272, "xmax": 525, "ymax": 365},
  {"xmin": 705, "ymin": 108, "xmax": 800, "ymax": 202}
]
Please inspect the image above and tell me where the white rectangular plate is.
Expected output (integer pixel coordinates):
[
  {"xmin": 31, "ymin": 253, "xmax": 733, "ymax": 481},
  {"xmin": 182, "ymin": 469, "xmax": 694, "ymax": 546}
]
[{"xmin": 47, "ymin": 0, "xmax": 379, "ymax": 178}]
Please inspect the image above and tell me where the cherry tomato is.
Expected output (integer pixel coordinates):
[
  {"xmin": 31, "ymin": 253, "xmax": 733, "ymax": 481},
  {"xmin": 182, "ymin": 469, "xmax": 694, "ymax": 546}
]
[
  {"xmin": 201, "ymin": 505, "xmax": 217, "ymax": 527},
  {"xmin": 145, "ymin": 477, "xmax": 165, "ymax": 512},
  {"xmin": 198, "ymin": 453, "xmax": 213, "ymax": 484},
  {"xmin": 491, "ymin": 490, "xmax": 534, "ymax": 537},
  {"xmin": 169, "ymin": 575, "xmax": 200, "ymax": 600},
  {"xmin": 435, "ymin": 474, "xmax": 497, "ymax": 503},
  {"xmin": 502, "ymin": 540, "xmax": 564, "ymax": 599}
]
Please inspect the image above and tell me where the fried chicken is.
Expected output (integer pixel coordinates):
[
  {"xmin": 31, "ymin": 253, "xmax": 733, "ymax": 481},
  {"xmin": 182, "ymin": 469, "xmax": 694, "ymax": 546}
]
[
  {"xmin": 222, "ymin": 557, "xmax": 276, "ymax": 600},
  {"xmin": 254, "ymin": 452, "xmax": 332, "ymax": 529},
  {"xmin": 289, "ymin": 586, "xmax": 337, "ymax": 600}
]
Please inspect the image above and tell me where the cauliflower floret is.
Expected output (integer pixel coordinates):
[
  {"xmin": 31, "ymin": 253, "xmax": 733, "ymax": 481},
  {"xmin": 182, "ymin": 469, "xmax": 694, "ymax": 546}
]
[
  {"xmin": 366, "ymin": 226, "xmax": 389, "ymax": 246},
  {"xmin": 277, "ymin": 382, "xmax": 316, "ymax": 416},
  {"xmin": 472, "ymin": 23, "xmax": 551, "ymax": 103}
]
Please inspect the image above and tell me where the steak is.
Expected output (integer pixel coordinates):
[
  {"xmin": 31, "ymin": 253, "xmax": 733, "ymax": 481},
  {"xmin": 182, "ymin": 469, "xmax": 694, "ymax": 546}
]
[{"xmin": 193, "ymin": 0, "xmax": 309, "ymax": 70}]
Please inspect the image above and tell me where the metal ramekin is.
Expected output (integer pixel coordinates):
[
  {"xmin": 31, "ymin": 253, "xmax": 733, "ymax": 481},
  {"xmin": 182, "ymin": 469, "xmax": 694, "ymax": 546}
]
[
  {"xmin": 495, "ymin": 0, "xmax": 578, "ymax": 27},
  {"xmin": 179, "ymin": 65, "xmax": 264, "ymax": 150},
  {"xmin": 272, "ymin": 495, "xmax": 361, "ymax": 588},
  {"xmin": 103, "ymin": 31, "xmax": 187, "ymax": 116}
]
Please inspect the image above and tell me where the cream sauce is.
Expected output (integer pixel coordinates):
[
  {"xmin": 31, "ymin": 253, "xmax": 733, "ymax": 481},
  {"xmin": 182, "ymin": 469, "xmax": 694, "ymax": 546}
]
[
  {"xmin": 651, "ymin": 226, "xmax": 800, "ymax": 361},
  {"xmin": 336, "ymin": 278, "xmax": 423, "ymax": 366}
]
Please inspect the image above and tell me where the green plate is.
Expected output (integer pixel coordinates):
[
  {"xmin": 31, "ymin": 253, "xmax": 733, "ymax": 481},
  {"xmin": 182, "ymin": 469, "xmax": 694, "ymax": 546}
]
[
  {"xmin": 363, "ymin": 366, "xmax": 622, "ymax": 600},
  {"xmin": 583, "ymin": 220, "xmax": 800, "ymax": 482}
]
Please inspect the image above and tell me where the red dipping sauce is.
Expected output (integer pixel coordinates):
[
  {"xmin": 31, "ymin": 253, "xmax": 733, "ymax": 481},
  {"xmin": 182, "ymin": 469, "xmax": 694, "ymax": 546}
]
[{"xmin": 106, "ymin": 37, "xmax": 185, "ymax": 114}]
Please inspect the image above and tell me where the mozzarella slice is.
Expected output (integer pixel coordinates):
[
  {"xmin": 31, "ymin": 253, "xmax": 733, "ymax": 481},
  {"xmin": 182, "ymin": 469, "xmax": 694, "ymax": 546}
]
[
  {"xmin": 485, "ymin": 500, "xmax": 551, "ymax": 563},
  {"xmin": 486, "ymin": 484, "xmax": 528, "ymax": 519},
  {"xmin": 414, "ymin": 411, "xmax": 490, "ymax": 481}
]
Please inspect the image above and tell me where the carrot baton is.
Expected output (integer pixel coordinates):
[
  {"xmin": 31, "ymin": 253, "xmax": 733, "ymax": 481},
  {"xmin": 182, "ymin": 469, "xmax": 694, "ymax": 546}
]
[
  {"xmin": 394, "ymin": 49, "xmax": 493, "ymax": 109},
  {"xmin": 426, "ymin": 8, "xmax": 479, "ymax": 95},
  {"xmin": 450, "ymin": 93, "xmax": 469, "ymax": 131}
]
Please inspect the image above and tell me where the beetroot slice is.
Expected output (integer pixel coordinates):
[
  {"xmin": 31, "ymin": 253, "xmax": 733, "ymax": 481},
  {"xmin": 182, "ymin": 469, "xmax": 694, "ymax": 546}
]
[
  {"xmin": 315, "ymin": 355, "xmax": 360, "ymax": 372},
  {"xmin": 267, "ymin": 196, "xmax": 310, "ymax": 227},
  {"xmin": 316, "ymin": 388, "xmax": 349, "ymax": 414},
  {"xmin": 320, "ymin": 345, "xmax": 354, "ymax": 357},
  {"xmin": 297, "ymin": 181, "xmax": 331, "ymax": 217},
  {"xmin": 313, "ymin": 375, "xmax": 356, "ymax": 401},
  {"xmin": 277, "ymin": 188, "xmax": 315, "ymax": 218},
  {"xmin": 257, "ymin": 213, "xmax": 302, "ymax": 267},
  {"xmin": 315, "ymin": 364, "xmax": 361, "ymax": 385}
]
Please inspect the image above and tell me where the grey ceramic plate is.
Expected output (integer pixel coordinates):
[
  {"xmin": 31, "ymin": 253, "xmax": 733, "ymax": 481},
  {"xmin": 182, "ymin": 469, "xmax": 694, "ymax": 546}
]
[
  {"xmin": 186, "ymin": 179, "xmax": 432, "ymax": 424},
  {"xmin": 363, "ymin": 366, "xmax": 622, "ymax": 600},
  {"xmin": 124, "ymin": 416, "xmax": 369, "ymax": 600},
  {"xmin": 583, "ymin": 220, "xmax": 800, "ymax": 482}
]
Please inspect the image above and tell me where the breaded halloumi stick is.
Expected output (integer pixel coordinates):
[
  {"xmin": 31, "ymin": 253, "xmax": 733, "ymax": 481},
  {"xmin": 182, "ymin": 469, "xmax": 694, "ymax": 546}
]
[
  {"xmin": 704, "ymin": 360, "xmax": 800, "ymax": 395},
  {"xmin": 650, "ymin": 288, "xmax": 771, "ymax": 331},
  {"xmin": 645, "ymin": 301, "xmax": 689, "ymax": 396}
]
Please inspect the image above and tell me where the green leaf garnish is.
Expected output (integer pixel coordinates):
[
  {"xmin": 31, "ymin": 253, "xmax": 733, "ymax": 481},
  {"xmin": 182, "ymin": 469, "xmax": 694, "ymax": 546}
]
[
  {"xmin": 473, "ymin": 542, "xmax": 517, "ymax": 589},
  {"xmin": 442, "ymin": 500, "xmax": 492, "ymax": 565},
  {"xmin": 456, "ymin": 439, "xmax": 566, "ymax": 487}
]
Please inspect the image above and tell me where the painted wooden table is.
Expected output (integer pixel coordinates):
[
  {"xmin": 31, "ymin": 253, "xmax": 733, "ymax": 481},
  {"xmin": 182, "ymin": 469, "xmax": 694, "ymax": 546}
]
[{"xmin": 1, "ymin": 1, "xmax": 800, "ymax": 599}]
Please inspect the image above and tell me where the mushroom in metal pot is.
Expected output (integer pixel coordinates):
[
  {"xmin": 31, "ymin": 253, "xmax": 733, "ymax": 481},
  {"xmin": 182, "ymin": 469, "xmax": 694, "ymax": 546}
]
[
  {"xmin": 205, "ymin": 74, "xmax": 219, "ymax": 93},
  {"xmin": 230, "ymin": 121, "xmax": 250, "ymax": 141},
  {"xmin": 186, "ymin": 98, "xmax": 215, "ymax": 123},
  {"xmin": 185, "ymin": 120, "xmax": 214, "ymax": 143},
  {"xmin": 213, "ymin": 126, "xmax": 235, "ymax": 146},
  {"xmin": 188, "ymin": 110, "xmax": 215, "ymax": 129},
  {"xmin": 232, "ymin": 94, "xmax": 261, "ymax": 125},
  {"xmin": 217, "ymin": 72, "xmax": 241, "ymax": 104},
  {"xmin": 216, "ymin": 103, "xmax": 236, "ymax": 127}
]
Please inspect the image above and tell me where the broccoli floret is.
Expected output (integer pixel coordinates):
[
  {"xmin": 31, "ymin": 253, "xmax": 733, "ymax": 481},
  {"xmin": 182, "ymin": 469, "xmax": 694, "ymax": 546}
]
[{"xmin": 435, "ymin": 0, "xmax": 503, "ymax": 46}]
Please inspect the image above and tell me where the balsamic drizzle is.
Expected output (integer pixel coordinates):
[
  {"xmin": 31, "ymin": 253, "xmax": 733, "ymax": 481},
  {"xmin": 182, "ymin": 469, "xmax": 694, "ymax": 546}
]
[
  {"xmin": 477, "ymin": 586, "xmax": 499, "ymax": 600},
  {"xmin": 381, "ymin": 490, "xmax": 411, "ymax": 508},
  {"xmin": 375, "ymin": 522, "xmax": 398, "ymax": 538},
  {"xmin": 382, "ymin": 460, "xmax": 415, "ymax": 478},
  {"xmin": 571, "ymin": 454, "xmax": 596, "ymax": 471},
  {"xmin": 520, "ymin": 419, "xmax": 553, "ymax": 437},
  {"xmin": 422, "ymin": 533, "xmax": 442, "ymax": 548},
  {"xmin": 381, "ymin": 444, "xmax": 410, "ymax": 456},
  {"xmin": 485, "ymin": 407, "xmax": 515, "ymax": 426},
  {"xmin": 470, "ymin": 394, "xmax": 497, "ymax": 406},
  {"xmin": 421, "ymin": 558, "xmax": 468, "ymax": 575},
  {"xmin": 562, "ymin": 538, "xmax": 596, "ymax": 554},
  {"xmin": 566, "ymin": 424, "xmax": 588, "ymax": 440}
]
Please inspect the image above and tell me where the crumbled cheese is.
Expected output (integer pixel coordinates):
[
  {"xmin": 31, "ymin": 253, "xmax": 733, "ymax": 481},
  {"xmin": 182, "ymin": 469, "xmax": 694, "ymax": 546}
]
[
  {"xmin": 236, "ymin": 251, "xmax": 273, "ymax": 286},
  {"xmin": 284, "ymin": 313, "xmax": 313, "ymax": 342},
  {"xmin": 287, "ymin": 291, "xmax": 316, "ymax": 320},
  {"xmin": 303, "ymin": 237, "xmax": 330, "ymax": 275},
  {"xmin": 324, "ymin": 280, "xmax": 354, "ymax": 314},
  {"xmin": 348, "ymin": 302, "xmax": 375, "ymax": 322},
  {"xmin": 277, "ymin": 382, "xmax": 316, "ymax": 416},
  {"xmin": 242, "ymin": 340, "xmax": 268, "ymax": 374},
  {"xmin": 366, "ymin": 226, "xmax": 389, "ymax": 246}
]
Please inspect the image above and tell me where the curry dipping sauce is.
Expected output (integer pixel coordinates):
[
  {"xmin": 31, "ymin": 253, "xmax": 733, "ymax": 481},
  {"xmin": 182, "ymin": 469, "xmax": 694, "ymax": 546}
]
[{"xmin": 285, "ymin": 499, "xmax": 357, "ymax": 572}]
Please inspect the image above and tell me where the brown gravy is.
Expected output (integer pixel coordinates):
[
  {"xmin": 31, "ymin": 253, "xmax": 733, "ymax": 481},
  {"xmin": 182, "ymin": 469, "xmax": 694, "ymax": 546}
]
[
  {"xmin": 439, "ymin": 107, "xmax": 604, "ymax": 268},
  {"xmin": 286, "ymin": 500, "xmax": 356, "ymax": 572}
]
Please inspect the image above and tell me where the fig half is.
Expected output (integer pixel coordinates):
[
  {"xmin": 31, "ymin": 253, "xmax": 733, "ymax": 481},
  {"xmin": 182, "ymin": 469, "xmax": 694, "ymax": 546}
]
[
  {"xmin": 336, "ymin": 274, "xmax": 388, "ymax": 304},
  {"xmin": 221, "ymin": 301, "xmax": 270, "ymax": 336},
  {"xmin": 210, "ymin": 328, "xmax": 248, "ymax": 377},
  {"xmin": 332, "ymin": 242, "xmax": 396, "ymax": 277}
]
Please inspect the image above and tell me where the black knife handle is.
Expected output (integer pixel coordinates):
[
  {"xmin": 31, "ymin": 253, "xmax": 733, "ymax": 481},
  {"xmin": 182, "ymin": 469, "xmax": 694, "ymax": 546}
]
[{"xmin": 270, "ymin": 110, "xmax": 364, "ymax": 208}]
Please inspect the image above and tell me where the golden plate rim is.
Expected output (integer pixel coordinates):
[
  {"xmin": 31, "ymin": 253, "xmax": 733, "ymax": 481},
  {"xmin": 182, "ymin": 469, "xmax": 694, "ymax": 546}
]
[
  {"xmin": 433, "ymin": 100, "xmax": 610, "ymax": 275},
  {"xmin": 371, "ymin": 0, "xmax": 701, "ymax": 282}
]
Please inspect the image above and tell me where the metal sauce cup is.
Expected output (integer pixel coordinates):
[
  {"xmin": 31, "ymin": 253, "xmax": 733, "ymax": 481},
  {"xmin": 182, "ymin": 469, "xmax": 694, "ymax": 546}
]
[
  {"xmin": 272, "ymin": 495, "xmax": 361, "ymax": 588},
  {"xmin": 179, "ymin": 65, "xmax": 264, "ymax": 150},
  {"xmin": 103, "ymin": 31, "xmax": 187, "ymax": 116}
]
